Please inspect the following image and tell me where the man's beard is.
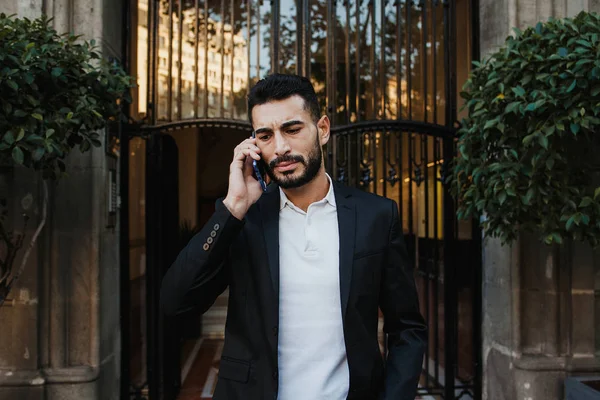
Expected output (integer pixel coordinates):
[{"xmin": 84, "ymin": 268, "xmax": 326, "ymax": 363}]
[{"xmin": 265, "ymin": 135, "xmax": 322, "ymax": 189}]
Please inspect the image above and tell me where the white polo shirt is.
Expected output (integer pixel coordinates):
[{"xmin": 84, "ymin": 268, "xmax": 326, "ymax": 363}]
[{"xmin": 277, "ymin": 174, "xmax": 349, "ymax": 400}]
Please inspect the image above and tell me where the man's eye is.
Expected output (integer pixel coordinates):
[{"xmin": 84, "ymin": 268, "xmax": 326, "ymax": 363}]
[
  {"xmin": 258, "ymin": 135, "xmax": 270, "ymax": 141},
  {"xmin": 287, "ymin": 128, "xmax": 300, "ymax": 134}
]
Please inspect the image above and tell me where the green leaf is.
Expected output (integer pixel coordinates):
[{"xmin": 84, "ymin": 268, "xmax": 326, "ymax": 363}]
[
  {"xmin": 26, "ymin": 135, "xmax": 44, "ymax": 145},
  {"xmin": 576, "ymin": 39, "xmax": 592, "ymax": 48},
  {"xmin": 580, "ymin": 197, "xmax": 593, "ymax": 207},
  {"xmin": 581, "ymin": 214, "xmax": 590, "ymax": 225},
  {"xmin": 80, "ymin": 140, "xmax": 91, "ymax": 152},
  {"xmin": 576, "ymin": 59, "xmax": 593, "ymax": 67},
  {"xmin": 14, "ymin": 109, "xmax": 27, "ymax": 117},
  {"xmin": 558, "ymin": 47, "xmax": 568, "ymax": 57},
  {"xmin": 506, "ymin": 102, "xmax": 521, "ymax": 114},
  {"xmin": 592, "ymin": 85, "xmax": 600, "ymax": 96},
  {"xmin": 567, "ymin": 80, "xmax": 577, "ymax": 92},
  {"xmin": 92, "ymin": 110, "xmax": 102, "ymax": 118},
  {"xmin": 566, "ymin": 216, "xmax": 576, "ymax": 231},
  {"xmin": 522, "ymin": 188, "xmax": 535, "ymax": 205},
  {"xmin": 45, "ymin": 128, "xmax": 55, "ymax": 138},
  {"xmin": 32, "ymin": 147, "xmax": 45, "ymax": 161},
  {"xmin": 498, "ymin": 191, "xmax": 507, "ymax": 205},
  {"xmin": 523, "ymin": 134, "xmax": 536, "ymax": 146},
  {"xmin": 570, "ymin": 123, "xmax": 580, "ymax": 134},
  {"xmin": 535, "ymin": 22, "xmax": 543, "ymax": 34},
  {"xmin": 67, "ymin": 112, "xmax": 73, "ymax": 120},
  {"xmin": 484, "ymin": 119, "xmax": 497, "ymax": 130},
  {"xmin": 539, "ymin": 135, "xmax": 549, "ymax": 149},
  {"xmin": 51, "ymin": 67, "xmax": 62, "ymax": 77},
  {"xmin": 31, "ymin": 113, "xmax": 43, "ymax": 121},
  {"xmin": 16, "ymin": 128, "xmax": 24, "ymax": 142},
  {"xmin": 12, "ymin": 146, "xmax": 24, "ymax": 165},
  {"xmin": 6, "ymin": 80, "xmax": 18, "ymax": 91},
  {"xmin": 512, "ymin": 86, "xmax": 526, "ymax": 97},
  {"xmin": 544, "ymin": 125, "xmax": 556, "ymax": 136},
  {"xmin": 3, "ymin": 130, "xmax": 15, "ymax": 145},
  {"xmin": 552, "ymin": 233, "xmax": 563, "ymax": 244},
  {"xmin": 594, "ymin": 187, "xmax": 600, "ymax": 199},
  {"xmin": 25, "ymin": 94, "xmax": 38, "ymax": 105}
]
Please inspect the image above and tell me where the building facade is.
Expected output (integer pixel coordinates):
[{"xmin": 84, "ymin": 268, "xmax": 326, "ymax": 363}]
[{"xmin": 0, "ymin": 1, "xmax": 599, "ymax": 400}]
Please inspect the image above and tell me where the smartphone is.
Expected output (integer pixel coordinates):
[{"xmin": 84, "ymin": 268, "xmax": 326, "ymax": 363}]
[{"xmin": 251, "ymin": 131, "xmax": 268, "ymax": 192}]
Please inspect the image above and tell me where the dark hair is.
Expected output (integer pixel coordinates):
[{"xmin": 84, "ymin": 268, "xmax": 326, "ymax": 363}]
[{"xmin": 247, "ymin": 74, "xmax": 321, "ymax": 125}]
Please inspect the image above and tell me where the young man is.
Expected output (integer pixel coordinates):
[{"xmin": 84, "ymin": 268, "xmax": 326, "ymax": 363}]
[{"xmin": 160, "ymin": 74, "xmax": 427, "ymax": 400}]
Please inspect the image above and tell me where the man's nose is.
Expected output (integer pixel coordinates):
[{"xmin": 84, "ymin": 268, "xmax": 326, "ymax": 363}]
[{"xmin": 273, "ymin": 132, "xmax": 291, "ymax": 156}]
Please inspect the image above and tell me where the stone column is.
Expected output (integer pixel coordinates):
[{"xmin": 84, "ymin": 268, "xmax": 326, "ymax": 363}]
[
  {"xmin": 0, "ymin": 0, "xmax": 122, "ymax": 399},
  {"xmin": 479, "ymin": 1, "xmax": 600, "ymax": 399}
]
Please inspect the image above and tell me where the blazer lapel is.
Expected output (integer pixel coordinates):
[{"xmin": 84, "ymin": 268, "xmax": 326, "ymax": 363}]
[
  {"xmin": 259, "ymin": 185, "xmax": 281, "ymax": 299},
  {"xmin": 334, "ymin": 183, "xmax": 356, "ymax": 324}
]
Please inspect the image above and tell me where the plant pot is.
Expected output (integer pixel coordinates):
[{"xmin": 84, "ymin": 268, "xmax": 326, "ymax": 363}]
[{"xmin": 565, "ymin": 376, "xmax": 600, "ymax": 399}]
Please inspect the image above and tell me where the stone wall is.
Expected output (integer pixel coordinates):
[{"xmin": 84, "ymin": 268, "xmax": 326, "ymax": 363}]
[
  {"xmin": 479, "ymin": 1, "xmax": 600, "ymax": 399},
  {"xmin": 0, "ymin": 1, "xmax": 122, "ymax": 399}
]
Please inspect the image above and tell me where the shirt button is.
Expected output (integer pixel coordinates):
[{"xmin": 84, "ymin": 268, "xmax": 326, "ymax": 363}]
[
  {"xmin": 203, "ymin": 243, "xmax": 209, "ymax": 251},
  {"xmin": 213, "ymin": 223, "xmax": 220, "ymax": 231},
  {"xmin": 210, "ymin": 230, "xmax": 217, "ymax": 238},
  {"xmin": 207, "ymin": 237, "xmax": 213, "ymax": 244}
]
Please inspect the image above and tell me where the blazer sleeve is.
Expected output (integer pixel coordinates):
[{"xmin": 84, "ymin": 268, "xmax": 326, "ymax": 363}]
[
  {"xmin": 160, "ymin": 199, "xmax": 244, "ymax": 317},
  {"xmin": 379, "ymin": 200, "xmax": 427, "ymax": 400}
]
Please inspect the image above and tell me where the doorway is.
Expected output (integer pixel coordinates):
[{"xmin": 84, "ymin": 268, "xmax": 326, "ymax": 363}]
[{"xmin": 122, "ymin": 122, "xmax": 251, "ymax": 400}]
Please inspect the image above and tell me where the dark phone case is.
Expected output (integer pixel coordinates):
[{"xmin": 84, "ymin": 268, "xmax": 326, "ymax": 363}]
[{"xmin": 251, "ymin": 132, "xmax": 268, "ymax": 191}]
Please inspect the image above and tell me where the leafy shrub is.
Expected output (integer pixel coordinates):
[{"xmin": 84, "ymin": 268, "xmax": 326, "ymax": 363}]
[
  {"xmin": 450, "ymin": 11, "xmax": 600, "ymax": 246},
  {"xmin": 0, "ymin": 13, "xmax": 133, "ymax": 179}
]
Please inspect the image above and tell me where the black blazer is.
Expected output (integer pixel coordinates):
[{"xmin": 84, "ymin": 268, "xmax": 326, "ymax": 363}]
[{"xmin": 160, "ymin": 182, "xmax": 427, "ymax": 400}]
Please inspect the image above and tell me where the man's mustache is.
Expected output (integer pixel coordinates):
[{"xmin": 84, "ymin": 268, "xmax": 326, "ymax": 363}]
[{"xmin": 269, "ymin": 154, "xmax": 305, "ymax": 169}]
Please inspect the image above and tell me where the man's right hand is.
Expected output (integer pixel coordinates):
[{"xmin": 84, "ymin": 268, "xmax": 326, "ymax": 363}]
[{"xmin": 223, "ymin": 137, "xmax": 264, "ymax": 220}]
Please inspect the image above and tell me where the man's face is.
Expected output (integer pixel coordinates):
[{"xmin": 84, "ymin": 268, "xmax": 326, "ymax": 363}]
[{"xmin": 251, "ymin": 95, "xmax": 330, "ymax": 189}]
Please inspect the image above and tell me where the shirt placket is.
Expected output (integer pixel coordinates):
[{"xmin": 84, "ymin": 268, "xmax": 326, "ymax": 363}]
[{"xmin": 304, "ymin": 205, "xmax": 319, "ymax": 255}]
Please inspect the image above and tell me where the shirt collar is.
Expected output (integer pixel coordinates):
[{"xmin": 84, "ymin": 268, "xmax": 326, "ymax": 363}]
[{"xmin": 279, "ymin": 173, "xmax": 336, "ymax": 211}]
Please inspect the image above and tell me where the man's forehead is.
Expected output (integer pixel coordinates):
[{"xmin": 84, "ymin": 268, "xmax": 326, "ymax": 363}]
[{"xmin": 251, "ymin": 96, "xmax": 311, "ymax": 128}]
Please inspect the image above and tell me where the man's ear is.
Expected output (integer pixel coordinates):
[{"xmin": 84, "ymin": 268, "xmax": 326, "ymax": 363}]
[{"xmin": 317, "ymin": 115, "xmax": 331, "ymax": 146}]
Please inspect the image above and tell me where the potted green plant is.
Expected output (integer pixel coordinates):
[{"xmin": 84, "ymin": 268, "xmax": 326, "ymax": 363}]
[
  {"xmin": 0, "ymin": 13, "xmax": 133, "ymax": 306},
  {"xmin": 450, "ymin": 11, "xmax": 600, "ymax": 247}
]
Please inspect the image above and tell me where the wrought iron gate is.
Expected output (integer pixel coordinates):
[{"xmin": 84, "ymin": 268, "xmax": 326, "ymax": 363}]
[
  {"xmin": 329, "ymin": 120, "xmax": 482, "ymax": 399},
  {"xmin": 121, "ymin": 0, "xmax": 482, "ymax": 399}
]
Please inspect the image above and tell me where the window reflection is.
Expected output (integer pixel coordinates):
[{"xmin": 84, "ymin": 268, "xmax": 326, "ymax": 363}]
[
  {"xmin": 279, "ymin": 0, "xmax": 297, "ymax": 75},
  {"xmin": 136, "ymin": 0, "xmax": 252, "ymax": 122}
]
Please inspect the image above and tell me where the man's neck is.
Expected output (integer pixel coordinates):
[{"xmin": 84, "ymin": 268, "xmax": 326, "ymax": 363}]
[{"xmin": 281, "ymin": 169, "xmax": 330, "ymax": 212}]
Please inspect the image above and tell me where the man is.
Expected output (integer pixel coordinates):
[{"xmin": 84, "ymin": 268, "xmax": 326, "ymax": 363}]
[{"xmin": 160, "ymin": 74, "xmax": 427, "ymax": 400}]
